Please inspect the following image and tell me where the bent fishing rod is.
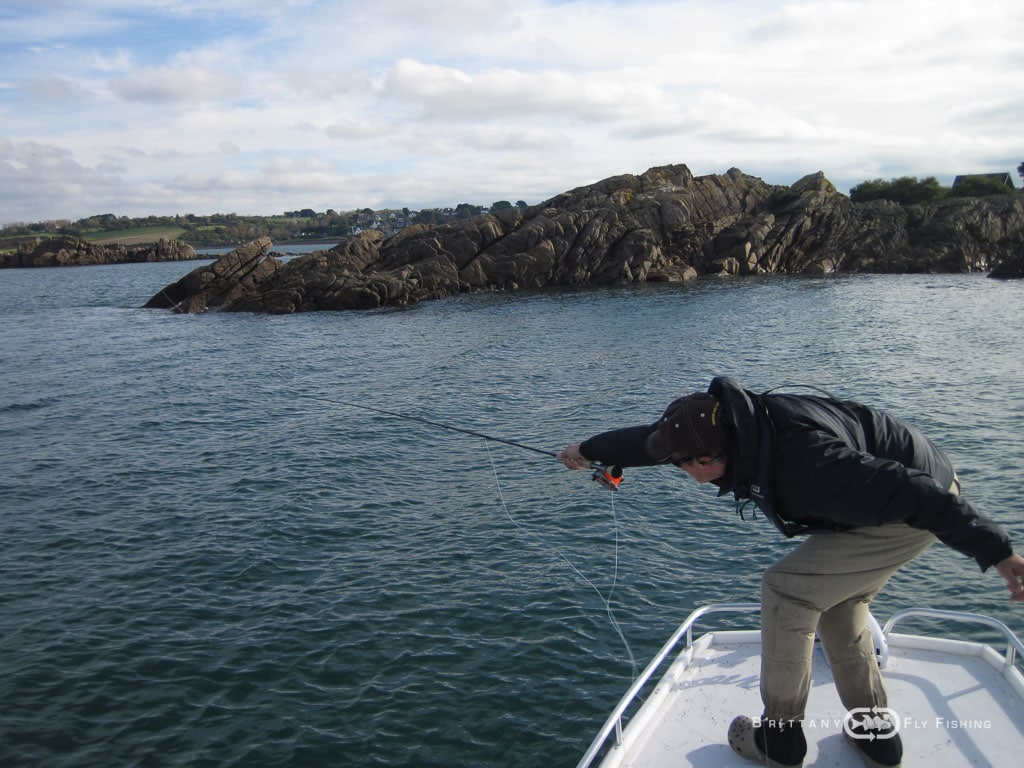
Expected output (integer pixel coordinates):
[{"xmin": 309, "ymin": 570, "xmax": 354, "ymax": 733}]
[{"xmin": 303, "ymin": 395, "xmax": 623, "ymax": 491}]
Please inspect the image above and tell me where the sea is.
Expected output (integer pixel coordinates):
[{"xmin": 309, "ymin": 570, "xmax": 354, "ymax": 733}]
[{"xmin": 2, "ymin": 252, "xmax": 1023, "ymax": 768}]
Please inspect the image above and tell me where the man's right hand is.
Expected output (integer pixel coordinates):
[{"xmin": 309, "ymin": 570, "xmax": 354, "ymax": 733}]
[{"xmin": 557, "ymin": 444, "xmax": 592, "ymax": 470}]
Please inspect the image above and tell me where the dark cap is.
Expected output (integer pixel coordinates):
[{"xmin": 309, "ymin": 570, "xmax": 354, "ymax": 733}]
[{"xmin": 645, "ymin": 393, "xmax": 728, "ymax": 461}]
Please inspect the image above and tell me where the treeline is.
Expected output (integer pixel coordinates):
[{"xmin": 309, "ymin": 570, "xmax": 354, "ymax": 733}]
[
  {"xmin": 2, "ymin": 200, "xmax": 531, "ymax": 248},
  {"xmin": 850, "ymin": 172, "xmax": 1018, "ymax": 205}
]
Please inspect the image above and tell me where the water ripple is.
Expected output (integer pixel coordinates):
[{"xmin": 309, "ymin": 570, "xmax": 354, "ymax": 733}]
[{"xmin": 2, "ymin": 270, "xmax": 1022, "ymax": 767}]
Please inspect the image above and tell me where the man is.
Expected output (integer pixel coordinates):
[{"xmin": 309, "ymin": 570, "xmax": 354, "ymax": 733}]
[{"xmin": 558, "ymin": 376, "xmax": 1024, "ymax": 768}]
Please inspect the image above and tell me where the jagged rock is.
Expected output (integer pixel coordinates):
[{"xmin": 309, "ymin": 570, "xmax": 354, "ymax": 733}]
[
  {"xmin": 0, "ymin": 236, "xmax": 196, "ymax": 268},
  {"xmin": 145, "ymin": 164, "xmax": 1024, "ymax": 313},
  {"xmin": 143, "ymin": 237, "xmax": 280, "ymax": 312}
]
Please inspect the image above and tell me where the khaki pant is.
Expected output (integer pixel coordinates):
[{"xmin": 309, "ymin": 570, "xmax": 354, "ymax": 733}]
[{"xmin": 759, "ymin": 521, "xmax": 940, "ymax": 722}]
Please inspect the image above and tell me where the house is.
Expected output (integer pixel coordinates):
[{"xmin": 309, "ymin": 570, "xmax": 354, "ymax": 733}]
[{"xmin": 951, "ymin": 172, "xmax": 1015, "ymax": 189}]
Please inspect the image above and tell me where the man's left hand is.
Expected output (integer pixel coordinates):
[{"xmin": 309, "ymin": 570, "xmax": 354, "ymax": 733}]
[{"xmin": 995, "ymin": 554, "xmax": 1024, "ymax": 602}]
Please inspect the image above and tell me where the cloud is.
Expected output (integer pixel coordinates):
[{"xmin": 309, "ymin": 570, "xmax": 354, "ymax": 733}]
[
  {"xmin": 2, "ymin": 0, "xmax": 1023, "ymax": 222},
  {"xmin": 89, "ymin": 49, "xmax": 134, "ymax": 73},
  {"xmin": 109, "ymin": 65, "xmax": 240, "ymax": 103},
  {"xmin": 949, "ymin": 97, "xmax": 1024, "ymax": 130},
  {"xmin": 460, "ymin": 126, "xmax": 571, "ymax": 152},
  {"xmin": 326, "ymin": 118, "xmax": 395, "ymax": 141},
  {"xmin": 0, "ymin": 138, "xmax": 127, "ymax": 222},
  {"xmin": 22, "ymin": 76, "xmax": 88, "ymax": 102},
  {"xmin": 262, "ymin": 155, "xmax": 336, "ymax": 175},
  {"xmin": 383, "ymin": 58, "xmax": 659, "ymax": 121},
  {"xmin": 119, "ymin": 146, "xmax": 188, "ymax": 161}
]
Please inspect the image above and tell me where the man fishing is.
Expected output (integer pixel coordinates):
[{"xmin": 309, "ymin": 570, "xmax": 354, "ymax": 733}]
[{"xmin": 557, "ymin": 376, "xmax": 1024, "ymax": 768}]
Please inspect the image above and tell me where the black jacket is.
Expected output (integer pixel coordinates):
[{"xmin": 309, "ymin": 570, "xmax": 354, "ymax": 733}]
[{"xmin": 579, "ymin": 376, "xmax": 1012, "ymax": 571}]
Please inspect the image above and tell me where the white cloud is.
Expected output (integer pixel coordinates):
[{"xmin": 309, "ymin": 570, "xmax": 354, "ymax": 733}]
[
  {"xmin": 383, "ymin": 59, "xmax": 662, "ymax": 122},
  {"xmin": 109, "ymin": 65, "xmax": 240, "ymax": 103},
  {"xmin": 325, "ymin": 118, "xmax": 395, "ymax": 141},
  {"xmin": 262, "ymin": 156, "xmax": 335, "ymax": 175},
  {"xmin": 1, "ymin": 0, "xmax": 1022, "ymax": 223},
  {"xmin": 89, "ymin": 49, "xmax": 134, "ymax": 73},
  {"xmin": 23, "ymin": 76, "xmax": 87, "ymax": 102},
  {"xmin": 0, "ymin": 138, "xmax": 127, "ymax": 222},
  {"xmin": 460, "ymin": 126, "xmax": 571, "ymax": 152}
]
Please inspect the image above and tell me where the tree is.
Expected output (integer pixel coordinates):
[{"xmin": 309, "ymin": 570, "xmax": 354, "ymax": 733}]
[
  {"xmin": 490, "ymin": 200, "xmax": 513, "ymax": 211},
  {"xmin": 454, "ymin": 203, "xmax": 483, "ymax": 219},
  {"xmin": 849, "ymin": 176, "xmax": 944, "ymax": 205},
  {"xmin": 848, "ymin": 178, "xmax": 887, "ymax": 202},
  {"xmin": 413, "ymin": 208, "xmax": 446, "ymax": 226},
  {"xmin": 1018, "ymin": 161, "xmax": 1024, "ymax": 184}
]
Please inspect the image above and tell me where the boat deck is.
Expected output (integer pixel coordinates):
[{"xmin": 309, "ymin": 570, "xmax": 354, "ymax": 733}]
[{"xmin": 587, "ymin": 607, "xmax": 1024, "ymax": 768}]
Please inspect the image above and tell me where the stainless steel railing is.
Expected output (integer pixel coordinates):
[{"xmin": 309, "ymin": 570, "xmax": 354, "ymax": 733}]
[
  {"xmin": 882, "ymin": 607, "xmax": 1024, "ymax": 669},
  {"xmin": 575, "ymin": 602, "xmax": 761, "ymax": 768}
]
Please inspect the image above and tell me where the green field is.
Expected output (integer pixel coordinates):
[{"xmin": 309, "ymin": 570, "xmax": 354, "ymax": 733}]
[{"xmin": 84, "ymin": 226, "xmax": 186, "ymax": 245}]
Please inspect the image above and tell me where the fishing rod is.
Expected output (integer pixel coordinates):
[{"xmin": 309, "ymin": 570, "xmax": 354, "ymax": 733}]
[{"xmin": 303, "ymin": 395, "xmax": 623, "ymax": 491}]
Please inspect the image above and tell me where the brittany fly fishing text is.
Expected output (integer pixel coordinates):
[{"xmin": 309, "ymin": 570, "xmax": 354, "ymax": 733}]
[{"xmin": 758, "ymin": 716, "xmax": 994, "ymax": 731}]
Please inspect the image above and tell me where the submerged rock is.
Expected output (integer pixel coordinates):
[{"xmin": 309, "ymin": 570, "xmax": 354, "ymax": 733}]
[{"xmin": 145, "ymin": 164, "xmax": 1024, "ymax": 314}]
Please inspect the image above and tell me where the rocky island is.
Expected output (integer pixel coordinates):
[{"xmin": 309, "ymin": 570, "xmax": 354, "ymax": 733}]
[
  {"xmin": 2, "ymin": 236, "xmax": 196, "ymax": 269},
  {"xmin": 145, "ymin": 164, "xmax": 1024, "ymax": 314}
]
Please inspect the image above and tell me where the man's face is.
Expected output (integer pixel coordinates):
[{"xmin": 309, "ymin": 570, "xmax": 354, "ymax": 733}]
[{"xmin": 673, "ymin": 455, "xmax": 727, "ymax": 484}]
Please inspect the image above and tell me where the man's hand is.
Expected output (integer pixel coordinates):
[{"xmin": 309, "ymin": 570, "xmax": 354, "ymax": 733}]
[
  {"xmin": 557, "ymin": 444, "xmax": 592, "ymax": 470},
  {"xmin": 995, "ymin": 554, "xmax": 1024, "ymax": 602}
]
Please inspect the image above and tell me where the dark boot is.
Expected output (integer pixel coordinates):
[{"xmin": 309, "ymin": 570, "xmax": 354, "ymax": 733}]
[
  {"xmin": 845, "ymin": 728, "xmax": 902, "ymax": 767},
  {"xmin": 728, "ymin": 715, "xmax": 807, "ymax": 767}
]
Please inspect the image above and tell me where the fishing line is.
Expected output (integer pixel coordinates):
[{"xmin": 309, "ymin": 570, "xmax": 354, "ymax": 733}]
[
  {"xmin": 485, "ymin": 441, "xmax": 638, "ymax": 681},
  {"xmin": 302, "ymin": 393, "xmax": 623, "ymax": 490},
  {"xmin": 308, "ymin": 392, "xmax": 636, "ymax": 675}
]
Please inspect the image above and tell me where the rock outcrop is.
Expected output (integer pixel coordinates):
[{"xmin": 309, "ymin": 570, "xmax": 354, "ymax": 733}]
[
  {"xmin": 142, "ymin": 238, "xmax": 280, "ymax": 313},
  {"xmin": 1, "ymin": 236, "xmax": 196, "ymax": 268},
  {"xmin": 145, "ymin": 164, "xmax": 1024, "ymax": 314},
  {"xmin": 990, "ymin": 243, "xmax": 1024, "ymax": 279}
]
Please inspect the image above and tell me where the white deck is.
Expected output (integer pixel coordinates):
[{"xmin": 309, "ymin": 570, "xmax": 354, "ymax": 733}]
[{"xmin": 583, "ymin": 606, "xmax": 1024, "ymax": 768}]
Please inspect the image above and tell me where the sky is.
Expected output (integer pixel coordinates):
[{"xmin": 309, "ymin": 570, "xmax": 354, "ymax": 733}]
[{"xmin": 1, "ymin": 0, "xmax": 1022, "ymax": 225}]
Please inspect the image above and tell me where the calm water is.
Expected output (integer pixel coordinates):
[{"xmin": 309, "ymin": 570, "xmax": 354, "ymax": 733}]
[{"xmin": 1, "ymin": 263, "xmax": 1023, "ymax": 767}]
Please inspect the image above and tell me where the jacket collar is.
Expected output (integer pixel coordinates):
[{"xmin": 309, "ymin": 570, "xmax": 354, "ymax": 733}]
[{"xmin": 708, "ymin": 376, "xmax": 761, "ymax": 498}]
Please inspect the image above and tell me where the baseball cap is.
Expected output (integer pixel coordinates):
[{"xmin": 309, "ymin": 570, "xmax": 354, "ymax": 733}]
[{"xmin": 645, "ymin": 393, "xmax": 728, "ymax": 461}]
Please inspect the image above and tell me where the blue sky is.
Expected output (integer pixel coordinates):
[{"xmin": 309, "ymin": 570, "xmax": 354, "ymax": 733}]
[{"xmin": 1, "ymin": 0, "xmax": 1022, "ymax": 224}]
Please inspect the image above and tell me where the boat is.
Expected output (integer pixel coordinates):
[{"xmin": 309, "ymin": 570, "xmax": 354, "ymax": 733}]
[{"xmin": 576, "ymin": 603, "xmax": 1024, "ymax": 767}]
